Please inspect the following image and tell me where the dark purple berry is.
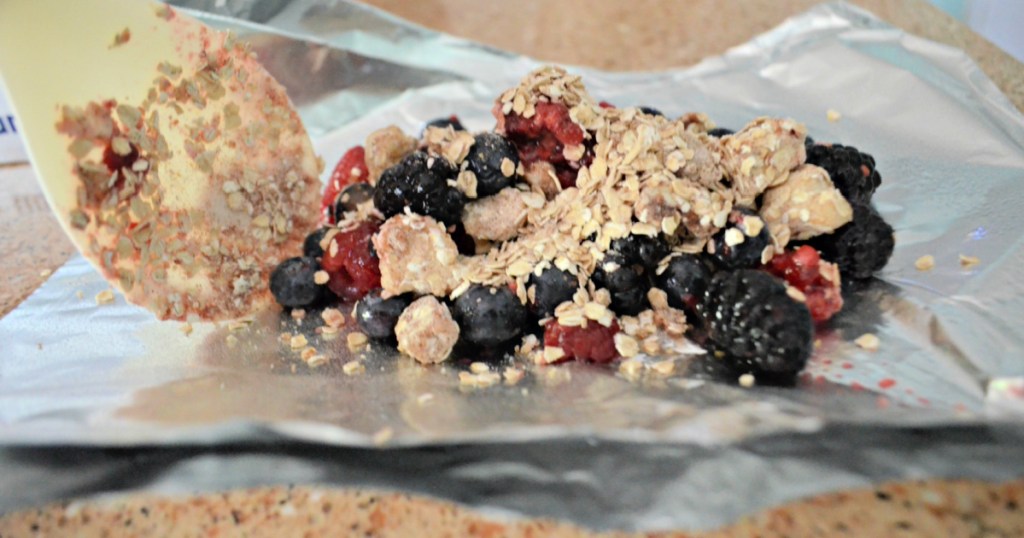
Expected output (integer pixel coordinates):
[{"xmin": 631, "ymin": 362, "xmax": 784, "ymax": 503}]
[
  {"xmin": 330, "ymin": 182, "xmax": 374, "ymax": 221},
  {"xmin": 806, "ymin": 204, "xmax": 894, "ymax": 280},
  {"xmin": 710, "ymin": 207, "xmax": 771, "ymax": 269},
  {"xmin": 356, "ymin": 289, "xmax": 413, "ymax": 341},
  {"xmin": 805, "ymin": 143, "xmax": 881, "ymax": 206},
  {"xmin": 421, "ymin": 115, "xmax": 465, "ymax": 136},
  {"xmin": 374, "ymin": 151, "xmax": 464, "ymax": 227},
  {"xmin": 655, "ymin": 254, "xmax": 713, "ymax": 320},
  {"xmin": 269, "ymin": 256, "xmax": 322, "ymax": 308},
  {"xmin": 700, "ymin": 269, "xmax": 813, "ymax": 378},
  {"xmin": 453, "ymin": 285, "xmax": 528, "ymax": 347},
  {"xmin": 529, "ymin": 267, "xmax": 579, "ymax": 318},
  {"xmin": 466, "ymin": 132, "xmax": 519, "ymax": 197},
  {"xmin": 303, "ymin": 228, "xmax": 329, "ymax": 259},
  {"xmin": 592, "ymin": 253, "xmax": 650, "ymax": 316},
  {"xmin": 707, "ymin": 127, "xmax": 734, "ymax": 138},
  {"xmin": 638, "ymin": 106, "xmax": 664, "ymax": 117}
]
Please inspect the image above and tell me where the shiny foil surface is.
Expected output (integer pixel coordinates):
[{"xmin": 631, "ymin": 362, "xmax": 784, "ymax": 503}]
[{"xmin": 1, "ymin": 1, "xmax": 1023, "ymax": 531}]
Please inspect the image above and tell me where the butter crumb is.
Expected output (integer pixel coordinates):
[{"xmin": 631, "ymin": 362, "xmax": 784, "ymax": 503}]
[
  {"xmin": 855, "ymin": 333, "xmax": 880, "ymax": 352},
  {"xmin": 915, "ymin": 255, "xmax": 935, "ymax": 271},
  {"xmin": 959, "ymin": 254, "xmax": 980, "ymax": 268},
  {"xmin": 95, "ymin": 289, "xmax": 115, "ymax": 305}
]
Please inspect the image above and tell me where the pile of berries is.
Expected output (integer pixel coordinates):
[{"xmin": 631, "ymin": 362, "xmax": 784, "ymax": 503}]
[{"xmin": 268, "ymin": 99, "xmax": 896, "ymax": 387}]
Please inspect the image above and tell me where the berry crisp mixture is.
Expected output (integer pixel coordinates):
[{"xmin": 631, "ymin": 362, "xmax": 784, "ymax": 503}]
[{"xmin": 269, "ymin": 66, "xmax": 895, "ymax": 386}]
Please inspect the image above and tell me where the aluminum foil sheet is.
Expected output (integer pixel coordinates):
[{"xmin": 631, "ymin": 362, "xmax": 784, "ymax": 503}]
[{"xmin": 2, "ymin": 0, "xmax": 1024, "ymax": 531}]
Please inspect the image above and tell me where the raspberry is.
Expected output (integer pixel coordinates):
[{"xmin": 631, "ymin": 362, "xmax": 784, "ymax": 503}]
[
  {"xmin": 805, "ymin": 143, "xmax": 881, "ymax": 206},
  {"xmin": 321, "ymin": 221, "xmax": 381, "ymax": 301},
  {"xmin": 322, "ymin": 146, "xmax": 369, "ymax": 223},
  {"xmin": 710, "ymin": 207, "xmax": 771, "ymax": 269},
  {"xmin": 765, "ymin": 245, "xmax": 844, "ymax": 323},
  {"xmin": 373, "ymin": 152, "xmax": 465, "ymax": 227},
  {"xmin": 100, "ymin": 139, "xmax": 143, "ymax": 202},
  {"xmin": 543, "ymin": 319, "xmax": 621, "ymax": 363},
  {"xmin": 503, "ymin": 102, "xmax": 589, "ymax": 189},
  {"xmin": 806, "ymin": 204, "xmax": 894, "ymax": 280},
  {"xmin": 700, "ymin": 269, "xmax": 813, "ymax": 378}
]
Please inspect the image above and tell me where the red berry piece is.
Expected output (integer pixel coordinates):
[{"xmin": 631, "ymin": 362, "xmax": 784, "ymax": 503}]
[
  {"xmin": 765, "ymin": 245, "xmax": 844, "ymax": 323},
  {"xmin": 504, "ymin": 102, "xmax": 589, "ymax": 189},
  {"xmin": 321, "ymin": 221, "xmax": 381, "ymax": 301},
  {"xmin": 543, "ymin": 319, "xmax": 621, "ymax": 363},
  {"xmin": 322, "ymin": 146, "xmax": 369, "ymax": 223}
]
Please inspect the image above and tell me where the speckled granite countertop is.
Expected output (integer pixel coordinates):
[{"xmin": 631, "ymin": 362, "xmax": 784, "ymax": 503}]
[{"xmin": 1, "ymin": 0, "xmax": 1023, "ymax": 535}]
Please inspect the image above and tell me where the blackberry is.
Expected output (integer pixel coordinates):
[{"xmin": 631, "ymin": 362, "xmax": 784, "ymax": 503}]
[
  {"xmin": 373, "ymin": 152, "xmax": 465, "ymax": 227},
  {"xmin": 330, "ymin": 182, "xmax": 374, "ymax": 221},
  {"xmin": 700, "ymin": 269, "xmax": 813, "ymax": 378},
  {"xmin": 356, "ymin": 289, "xmax": 413, "ymax": 341},
  {"xmin": 707, "ymin": 127, "xmax": 734, "ymax": 138},
  {"xmin": 269, "ymin": 256, "xmax": 323, "ymax": 308},
  {"xmin": 638, "ymin": 106, "xmax": 664, "ymax": 117},
  {"xmin": 805, "ymin": 143, "xmax": 881, "ymax": 206},
  {"xmin": 807, "ymin": 204, "xmax": 894, "ymax": 280},
  {"xmin": 303, "ymin": 227, "xmax": 329, "ymax": 259},
  {"xmin": 710, "ymin": 207, "xmax": 771, "ymax": 269},
  {"xmin": 421, "ymin": 115, "xmax": 465, "ymax": 136},
  {"xmin": 591, "ymin": 253, "xmax": 650, "ymax": 316},
  {"xmin": 609, "ymin": 234, "xmax": 670, "ymax": 270},
  {"xmin": 529, "ymin": 267, "xmax": 579, "ymax": 318},
  {"xmin": 465, "ymin": 132, "xmax": 519, "ymax": 197},
  {"xmin": 655, "ymin": 254, "xmax": 713, "ymax": 320},
  {"xmin": 453, "ymin": 285, "xmax": 528, "ymax": 347}
]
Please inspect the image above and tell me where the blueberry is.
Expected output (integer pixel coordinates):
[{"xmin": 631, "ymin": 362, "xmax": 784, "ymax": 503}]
[
  {"xmin": 655, "ymin": 254, "xmax": 713, "ymax": 321},
  {"xmin": 609, "ymin": 234, "xmax": 669, "ymax": 270},
  {"xmin": 453, "ymin": 285, "xmax": 527, "ymax": 347},
  {"xmin": 591, "ymin": 253, "xmax": 650, "ymax": 316},
  {"xmin": 330, "ymin": 182, "xmax": 374, "ymax": 221},
  {"xmin": 710, "ymin": 207, "xmax": 771, "ymax": 269},
  {"xmin": 303, "ymin": 228, "xmax": 330, "ymax": 259},
  {"xmin": 421, "ymin": 115, "xmax": 465, "ymax": 136},
  {"xmin": 707, "ymin": 127, "xmax": 734, "ymax": 138},
  {"xmin": 269, "ymin": 256, "xmax": 322, "ymax": 308},
  {"xmin": 638, "ymin": 106, "xmax": 664, "ymax": 117},
  {"xmin": 529, "ymin": 267, "xmax": 578, "ymax": 318},
  {"xmin": 466, "ymin": 132, "xmax": 519, "ymax": 197},
  {"xmin": 356, "ymin": 289, "xmax": 413, "ymax": 341},
  {"xmin": 374, "ymin": 152, "xmax": 464, "ymax": 226}
]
